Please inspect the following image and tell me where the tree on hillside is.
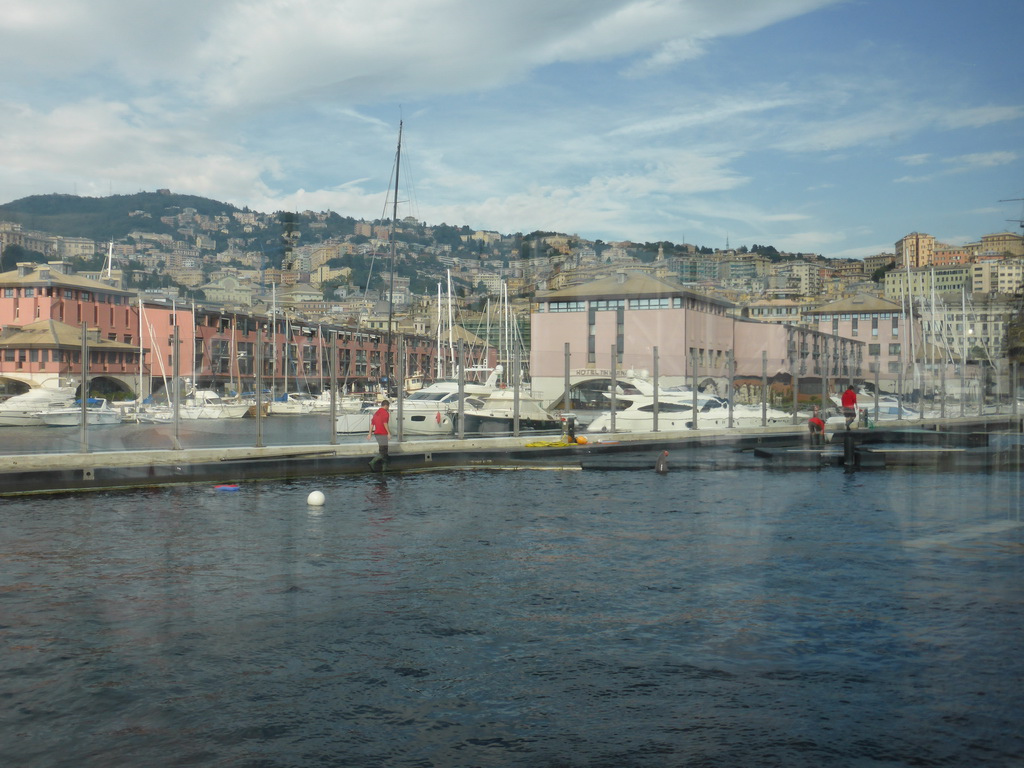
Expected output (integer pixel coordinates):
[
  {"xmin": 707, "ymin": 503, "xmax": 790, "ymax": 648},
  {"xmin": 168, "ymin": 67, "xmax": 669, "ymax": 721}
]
[
  {"xmin": 1, "ymin": 244, "xmax": 46, "ymax": 272},
  {"xmin": 871, "ymin": 263, "xmax": 896, "ymax": 283},
  {"xmin": 321, "ymin": 278, "xmax": 346, "ymax": 301}
]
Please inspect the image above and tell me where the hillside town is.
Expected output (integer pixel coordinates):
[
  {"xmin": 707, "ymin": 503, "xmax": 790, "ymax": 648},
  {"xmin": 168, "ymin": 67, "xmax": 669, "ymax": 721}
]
[{"xmin": 0, "ymin": 192, "xmax": 1022, "ymax": 409}]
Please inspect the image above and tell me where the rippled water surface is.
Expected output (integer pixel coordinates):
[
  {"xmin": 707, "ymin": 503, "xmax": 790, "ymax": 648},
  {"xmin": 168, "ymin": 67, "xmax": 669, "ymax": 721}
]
[{"xmin": 2, "ymin": 468, "xmax": 1022, "ymax": 767}]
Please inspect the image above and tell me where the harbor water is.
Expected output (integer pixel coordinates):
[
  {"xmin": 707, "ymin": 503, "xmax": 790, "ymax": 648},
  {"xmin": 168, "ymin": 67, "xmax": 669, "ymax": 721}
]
[{"xmin": 2, "ymin": 466, "xmax": 1022, "ymax": 767}]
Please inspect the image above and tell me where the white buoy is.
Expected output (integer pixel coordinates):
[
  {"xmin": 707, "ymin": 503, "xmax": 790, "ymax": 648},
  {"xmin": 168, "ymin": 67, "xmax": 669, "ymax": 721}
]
[{"xmin": 307, "ymin": 490, "xmax": 325, "ymax": 506}]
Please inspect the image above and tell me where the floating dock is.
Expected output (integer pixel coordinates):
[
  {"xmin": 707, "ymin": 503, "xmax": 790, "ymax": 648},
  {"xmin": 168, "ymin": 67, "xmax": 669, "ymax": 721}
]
[{"xmin": 0, "ymin": 417, "xmax": 1020, "ymax": 496}]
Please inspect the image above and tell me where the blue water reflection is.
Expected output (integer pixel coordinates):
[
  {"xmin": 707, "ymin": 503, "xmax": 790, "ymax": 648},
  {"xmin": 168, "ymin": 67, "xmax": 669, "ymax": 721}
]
[{"xmin": 2, "ymin": 469, "xmax": 1021, "ymax": 766}]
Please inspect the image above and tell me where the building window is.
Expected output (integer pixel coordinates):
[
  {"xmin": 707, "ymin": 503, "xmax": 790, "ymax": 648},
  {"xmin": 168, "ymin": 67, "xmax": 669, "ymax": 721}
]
[
  {"xmin": 629, "ymin": 298, "xmax": 669, "ymax": 310},
  {"xmin": 548, "ymin": 301, "xmax": 585, "ymax": 312},
  {"xmin": 868, "ymin": 344, "xmax": 880, "ymax": 356},
  {"xmin": 889, "ymin": 343, "xmax": 901, "ymax": 356}
]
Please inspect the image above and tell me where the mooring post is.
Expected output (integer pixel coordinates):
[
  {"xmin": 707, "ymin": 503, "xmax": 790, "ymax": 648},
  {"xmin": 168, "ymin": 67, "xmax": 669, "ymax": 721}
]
[{"xmin": 843, "ymin": 429, "xmax": 857, "ymax": 473}]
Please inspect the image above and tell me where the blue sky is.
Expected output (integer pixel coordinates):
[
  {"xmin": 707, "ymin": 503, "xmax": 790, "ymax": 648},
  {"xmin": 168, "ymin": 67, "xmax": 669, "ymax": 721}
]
[{"xmin": 1, "ymin": 0, "xmax": 1021, "ymax": 258}]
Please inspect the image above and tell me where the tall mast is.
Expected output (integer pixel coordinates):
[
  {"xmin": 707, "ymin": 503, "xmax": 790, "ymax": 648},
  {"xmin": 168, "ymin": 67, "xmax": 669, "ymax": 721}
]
[{"xmin": 386, "ymin": 120, "xmax": 402, "ymax": 394}]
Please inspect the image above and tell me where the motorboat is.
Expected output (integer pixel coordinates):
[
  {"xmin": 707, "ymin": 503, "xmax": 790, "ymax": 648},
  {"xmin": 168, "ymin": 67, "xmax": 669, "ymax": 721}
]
[
  {"xmin": 687, "ymin": 399, "xmax": 795, "ymax": 430},
  {"xmin": 459, "ymin": 387, "xmax": 563, "ymax": 435},
  {"xmin": 335, "ymin": 370, "xmax": 501, "ymax": 436},
  {"xmin": 587, "ymin": 386, "xmax": 725, "ymax": 433},
  {"xmin": 336, "ymin": 389, "xmax": 490, "ymax": 436},
  {"xmin": 0, "ymin": 386, "xmax": 78, "ymax": 426},
  {"xmin": 37, "ymin": 398, "xmax": 123, "ymax": 427}
]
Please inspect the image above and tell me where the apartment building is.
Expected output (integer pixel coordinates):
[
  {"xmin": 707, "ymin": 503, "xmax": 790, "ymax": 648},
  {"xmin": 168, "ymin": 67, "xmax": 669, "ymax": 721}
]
[
  {"xmin": 883, "ymin": 265, "xmax": 972, "ymax": 301},
  {"xmin": 971, "ymin": 258, "xmax": 1024, "ymax": 295},
  {"xmin": 969, "ymin": 231, "xmax": 1024, "ymax": 257},
  {"xmin": 895, "ymin": 232, "xmax": 937, "ymax": 268},
  {"xmin": 863, "ymin": 253, "xmax": 896, "ymax": 275}
]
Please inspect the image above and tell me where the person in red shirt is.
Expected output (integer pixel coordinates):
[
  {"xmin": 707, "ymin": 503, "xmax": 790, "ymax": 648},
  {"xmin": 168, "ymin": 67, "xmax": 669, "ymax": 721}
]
[
  {"xmin": 840, "ymin": 385, "xmax": 858, "ymax": 430},
  {"xmin": 368, "ymin": 399, "xmax": 391, "ymax": 471},
  {"xmin": 808, "ymin": 406, "xmax": 826, "ymax": 445}
]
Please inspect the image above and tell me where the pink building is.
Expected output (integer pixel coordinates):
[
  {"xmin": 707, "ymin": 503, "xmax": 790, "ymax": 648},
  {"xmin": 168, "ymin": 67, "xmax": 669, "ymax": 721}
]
[
  {"xmin": 803, "ymin": 293, "xmax": 924, "ymax": 393},
  {"xmin": 530, "ymin": 271, "xmax": 858, "ymax": 407},
  {"xmin": 0, "ymin": 261, "xmax": 444, "ymax": 399}
]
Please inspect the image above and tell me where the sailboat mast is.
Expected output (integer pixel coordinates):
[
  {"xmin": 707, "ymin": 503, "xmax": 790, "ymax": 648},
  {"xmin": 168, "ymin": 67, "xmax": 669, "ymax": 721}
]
[
  {"xmin": 446, "ymin": 270, "xmax": 455, "ymax": 374},
  {"xmin": 436, "ymin": 282, "xmax": 443, "ymax": 379},
  {"xmin": 386, "ymin": 120, "xmax": 402, "ymax": 395}
]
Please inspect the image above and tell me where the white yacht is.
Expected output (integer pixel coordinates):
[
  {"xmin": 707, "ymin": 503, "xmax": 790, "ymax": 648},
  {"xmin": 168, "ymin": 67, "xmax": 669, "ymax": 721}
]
[
  {"xmin": 460, "ymin": 388, "xmax": 562, "ymax": 435},
  {"xmin": 587, "ymin": 386, "xmax": 726, "ymax": 433},
  {"xmin": 38, "ymin": 398, "xmax": 123, "ymax": 427},
  {"xmin": 0, "ymin": 386, "xmax": 79, "ymax": 426},
  {"xmin": 335, "ymin": 369, "xmax": 501, "ymax": 436}
]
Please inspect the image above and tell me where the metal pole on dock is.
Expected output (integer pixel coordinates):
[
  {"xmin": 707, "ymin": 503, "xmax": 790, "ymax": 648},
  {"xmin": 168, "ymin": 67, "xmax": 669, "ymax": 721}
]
[
  {"xmin": 513, "ymin": 347, "xmax": 521, "ymax": 437},
  {"xmin": 255, "ymin": 324, "xmax": 264, "ymax": 448},
  {"xmin": 563, "ymin": 342, "xmax": 571, "ymax": 418},
  {"xmin": 791, "ymin": 349, "xmax": 799, "ymax": 426},
  {"xmin": 960, "ymin": 359, "xmax": 966, "ymax": 418},
  {"xmin": 652, "ymin": 346, "xmax": 659, "ymax": 433},
  {"xmin": 396, "ymin": 336, "xmax": 405, "ymax": 443},
  {"xmin": 897, "ymin": 367, "xmax": 904, "ymax": 421},
  {"xmin": 874, "ymin": 365, "xmax": 880, "ymax": 423},
  {"xmin": 172, "ymin": 325, "xmax": 182, "ymax": 450},
  {"xmin": 727, "ymin": 350, "xmax": 734, "ymax": 429},
  {"xmin": 609, "ymin": 344, "xmax": 617, "ymax": 434},
  {"xmin": 329, "ymin": 331, "xmax": 338, "ymax": 445},
  {"xmin": 940, "ymin": 363, "xmax": 946, "ymax": 420},
  {"xmin": 691, "ymin": 348, "xmax": 699, "ymax": 430},
  {"xmin": 79, "ymin": 323, "xmax": 88, "ymax": 453},
  {"xmin": 821, "ymin": 368, "xmax": 828, "ymax": 420},
  {"xmin": 761, "ymin": 350, "xmax": 768, "ymax": 427},
  {"xmin": 1012, "ymin": 362, "xmax": 1019, "ymax": 420},
  {"xmin": 457, "ymin": 339, "xmax": 465, "ymax": 440}
]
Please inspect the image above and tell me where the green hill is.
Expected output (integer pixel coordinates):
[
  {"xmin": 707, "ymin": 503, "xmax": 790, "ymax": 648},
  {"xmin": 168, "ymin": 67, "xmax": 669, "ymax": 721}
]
[{"xmin": 0, "ymin": 192, "xmax": 244, "ymax": 242}]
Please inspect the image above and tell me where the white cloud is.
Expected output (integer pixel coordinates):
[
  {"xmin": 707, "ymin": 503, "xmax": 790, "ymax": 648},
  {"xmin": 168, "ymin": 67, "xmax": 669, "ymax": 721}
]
[
  {"xmin": 943, "ymin": 151, "xmax": 1018, "ymax": 169},
  {"xmin": 898, "ymin": 154, "xmax": 931, "ymax": 166},
  {"xmin": 896, "ymin": 150, "xmax": 1018, "ymax": 183},
  {"xmin": 941, "ymin": 105, "xmax": 1024, "ymax": 129}
]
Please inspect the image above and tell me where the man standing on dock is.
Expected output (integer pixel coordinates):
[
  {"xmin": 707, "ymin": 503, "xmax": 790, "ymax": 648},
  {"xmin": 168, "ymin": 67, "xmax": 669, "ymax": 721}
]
[
  {"xmin": 808, "ymin": 407, "xmax": 826, "ymax": 445},
  {"xmin": 841, "ymin": 385, "xmax": 858, "ymax": 430},
  {"xmin": 368, "ymin": 400, "xmax": 391, "ymax": 471}
]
